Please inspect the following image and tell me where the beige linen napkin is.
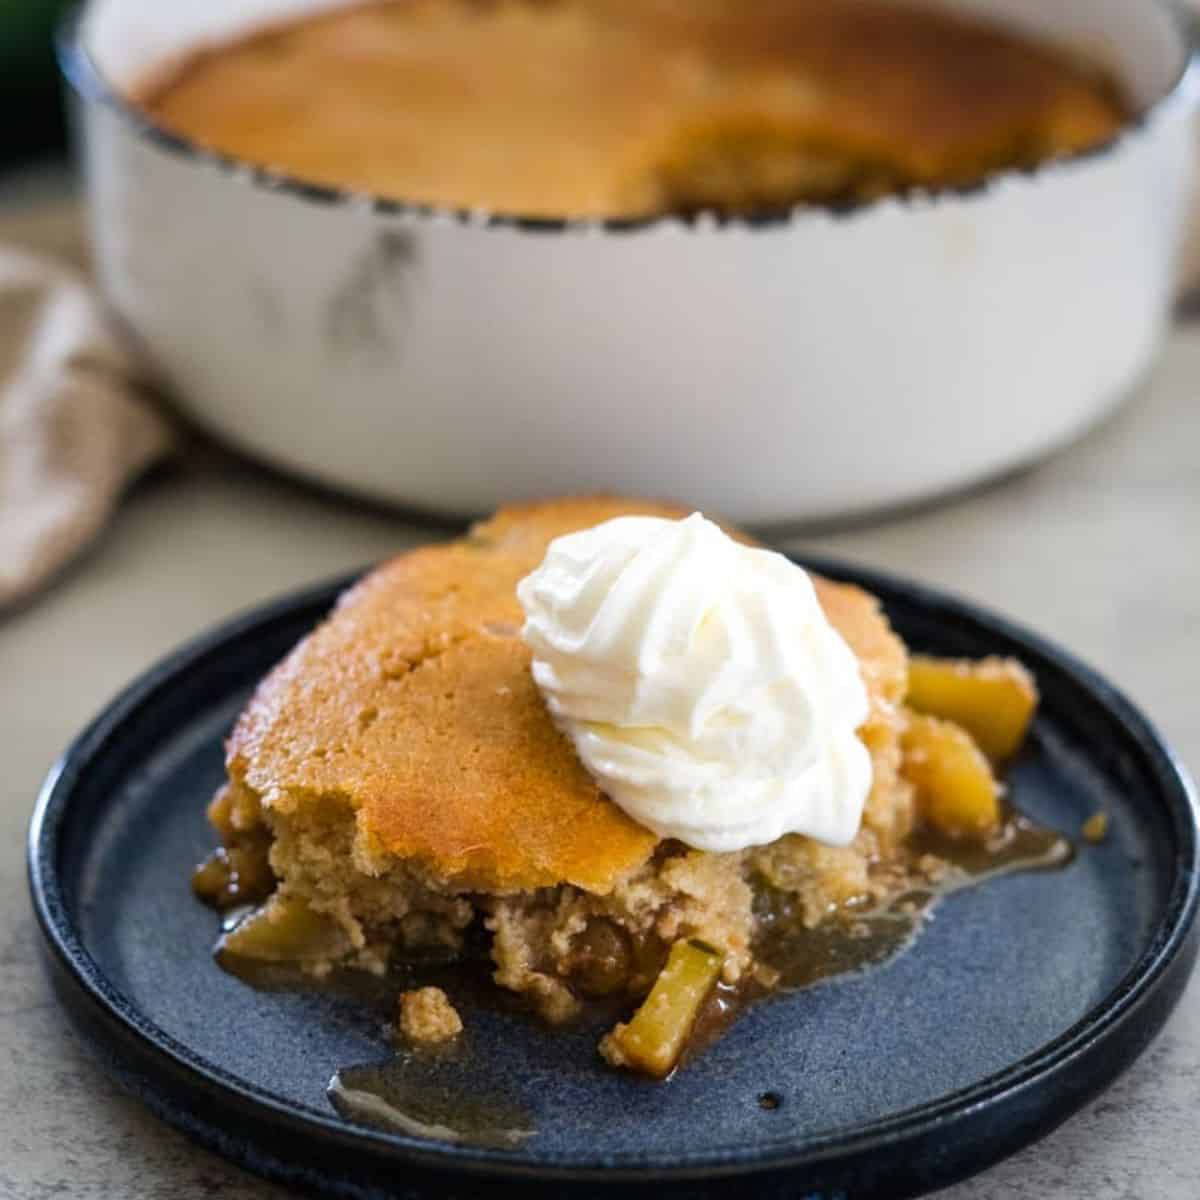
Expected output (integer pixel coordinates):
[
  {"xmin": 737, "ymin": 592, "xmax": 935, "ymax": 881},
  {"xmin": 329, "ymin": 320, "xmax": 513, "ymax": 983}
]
[{"xmin": 0, "ymin": 237, "xmax": 173, "ymax": 611}]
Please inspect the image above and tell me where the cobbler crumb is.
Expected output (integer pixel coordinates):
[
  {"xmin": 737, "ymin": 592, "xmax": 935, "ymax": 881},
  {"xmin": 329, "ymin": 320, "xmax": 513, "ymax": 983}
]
[
  {"xmin": 1081, "ymin": 811, "xmax": 1109, "ymax": 844},
  {"xmin": 397, "ymin": 986, "xmax": 463, "ymax": 1045}
]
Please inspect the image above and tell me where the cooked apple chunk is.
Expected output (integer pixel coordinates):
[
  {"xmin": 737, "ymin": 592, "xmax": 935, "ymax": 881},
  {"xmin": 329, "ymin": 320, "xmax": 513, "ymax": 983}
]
[
  {"xmin": 217, "ymin": 896, "xmax": 351, "ymax": 964},
  {"xmin": 601, "ymin": 939, "xmax": 723, "ymax": 1078},
  {"xmin": 902, "ymin": 713, "xmax": 1002, "ymax": 839},
  {"xmin": 907, "ymin": 655, "xmax": 1038, "ymax": 760}
]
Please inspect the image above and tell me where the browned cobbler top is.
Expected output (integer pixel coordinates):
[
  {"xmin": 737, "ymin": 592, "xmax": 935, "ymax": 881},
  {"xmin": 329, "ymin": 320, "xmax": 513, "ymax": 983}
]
[
  {"xmin": 136, "ymin": 0, "xmax": 1128, "ymax": 218},
  {"xmin": 226, "ymin": 497, "xmax": 906, "ymax": 893}
]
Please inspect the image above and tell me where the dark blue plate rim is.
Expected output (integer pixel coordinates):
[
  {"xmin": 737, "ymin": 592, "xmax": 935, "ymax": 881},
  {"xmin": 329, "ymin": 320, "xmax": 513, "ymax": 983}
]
[{"xmin": 26, "ymin": 556, "xmax": 1200, "ymax": 1186}]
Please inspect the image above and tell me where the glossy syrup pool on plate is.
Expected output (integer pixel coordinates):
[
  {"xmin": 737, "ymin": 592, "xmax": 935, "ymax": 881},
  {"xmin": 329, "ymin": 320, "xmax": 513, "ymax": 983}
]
[{"xmin": 202, "ymin": 804, "xmax": 1073, "ymax": 1143}]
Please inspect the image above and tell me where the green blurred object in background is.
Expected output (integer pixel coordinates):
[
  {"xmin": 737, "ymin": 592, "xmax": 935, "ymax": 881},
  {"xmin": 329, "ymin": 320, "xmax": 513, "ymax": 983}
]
[{"xmin": 0, "ymin": 0, "xmax": 75, "ymax": 163}]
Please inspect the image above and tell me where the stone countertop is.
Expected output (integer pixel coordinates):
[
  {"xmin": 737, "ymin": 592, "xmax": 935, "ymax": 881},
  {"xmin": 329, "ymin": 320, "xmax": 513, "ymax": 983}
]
[{"xmin": 2, "ymin": 182, "xmax": 1198, "ymax": 1200}]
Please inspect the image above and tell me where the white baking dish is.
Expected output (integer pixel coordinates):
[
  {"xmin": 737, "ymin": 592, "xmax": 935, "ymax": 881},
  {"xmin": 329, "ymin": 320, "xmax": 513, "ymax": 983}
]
[{"xmin": 62, "ymin": 0, "xmax": 1199, "ymax": 524}]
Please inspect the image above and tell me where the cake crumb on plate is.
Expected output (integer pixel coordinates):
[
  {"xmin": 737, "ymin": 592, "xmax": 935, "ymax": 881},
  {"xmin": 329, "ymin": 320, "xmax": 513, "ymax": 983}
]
[{"xmin": 398, "ymin": 986, "xmax": 463, "ymax": 1045}]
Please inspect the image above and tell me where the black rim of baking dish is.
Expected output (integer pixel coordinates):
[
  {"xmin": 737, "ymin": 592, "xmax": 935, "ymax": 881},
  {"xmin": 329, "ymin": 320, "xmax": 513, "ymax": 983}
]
[
  {"xmin": 27, "ymin": 556, "xmax": 1200, "ymax": 1192},
  {"xmin": 56, "ymin": 0, "xmax": 1200, "ymax": 235}
]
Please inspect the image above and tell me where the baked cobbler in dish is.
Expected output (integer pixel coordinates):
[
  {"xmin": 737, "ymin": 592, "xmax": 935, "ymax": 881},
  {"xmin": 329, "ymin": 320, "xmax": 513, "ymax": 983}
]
[{"xmin": 137, "ymin": 0, "xmax": 1128, "ymax": 218}]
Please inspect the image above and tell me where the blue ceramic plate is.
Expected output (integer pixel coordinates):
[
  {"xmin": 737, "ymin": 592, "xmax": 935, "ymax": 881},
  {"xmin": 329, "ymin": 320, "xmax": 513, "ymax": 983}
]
[{"xmin": 28, "ymin": 558, "xmax": 1199, "ymax": 1199}]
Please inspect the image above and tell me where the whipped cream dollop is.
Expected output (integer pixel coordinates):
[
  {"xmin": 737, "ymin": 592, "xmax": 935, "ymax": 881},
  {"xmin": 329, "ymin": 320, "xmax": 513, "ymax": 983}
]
[{"xmin": 516, "ymin": 513, "xmax": 872, "ymax": 852}]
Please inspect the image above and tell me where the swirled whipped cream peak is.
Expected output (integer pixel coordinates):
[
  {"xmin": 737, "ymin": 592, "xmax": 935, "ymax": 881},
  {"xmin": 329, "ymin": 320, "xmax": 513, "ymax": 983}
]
[{"xmin": 516, "ymin": 512, "xmax": 872, "ymax": 852}]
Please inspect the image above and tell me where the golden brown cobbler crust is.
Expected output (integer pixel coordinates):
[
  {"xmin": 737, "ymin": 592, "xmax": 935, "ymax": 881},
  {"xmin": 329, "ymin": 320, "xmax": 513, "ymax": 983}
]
[
  {"xmin": 137, "ymin": 0, "xmax": 1128, "ymax": 218},
  {"xmin": 226, "ymin": 496, "xmax": 906, "ymax": 895}
]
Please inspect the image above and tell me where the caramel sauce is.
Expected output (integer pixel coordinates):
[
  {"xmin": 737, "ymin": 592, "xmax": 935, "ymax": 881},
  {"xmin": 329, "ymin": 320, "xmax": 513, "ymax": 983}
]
[
  {"xmin": 328, "ymin": 1056, "xmax": 533, "ymax": 1150},
  {"xmin": 209, "ymin": 940, "xmax": 538, "ymax": 1146},
  {"xmin": 203, "ymin": 926, "xmax": 538, "ymax": 1145},
  {"xmin": 758, "ymin": 811, "xmax": 1072, "ymax": 994},
  {"xmin": 191, "ymin": 841, "xmax": 274, "ymax": 909},
  {"xmin": 198, "ymin": 808, "xmax": 1072, "ymax": 1138},
  {"xmin": 679, "ymin": 809, "xmax": 1072, "ymax": 1074}
]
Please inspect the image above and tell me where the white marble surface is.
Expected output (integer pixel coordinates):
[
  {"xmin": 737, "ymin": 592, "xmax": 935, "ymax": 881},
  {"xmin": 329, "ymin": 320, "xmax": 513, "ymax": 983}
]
[{"xmin": 1, "ymin": 181, "xmax": 1198, "ymax": 1199}]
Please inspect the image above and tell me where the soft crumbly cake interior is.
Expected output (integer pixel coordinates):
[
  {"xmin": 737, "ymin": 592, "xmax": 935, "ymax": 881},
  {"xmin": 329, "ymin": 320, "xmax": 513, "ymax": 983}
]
[
  {"xmin": 208, "ymin": 710, "xmax": 915, "ymax": 1029},
  {"xmin": 196, "ymin": 498, "xmax": 1046, "ymax": 1077},
  {"xmin": 138, "ymin": 0, "xmax": 1128, "ymax": 218}
]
